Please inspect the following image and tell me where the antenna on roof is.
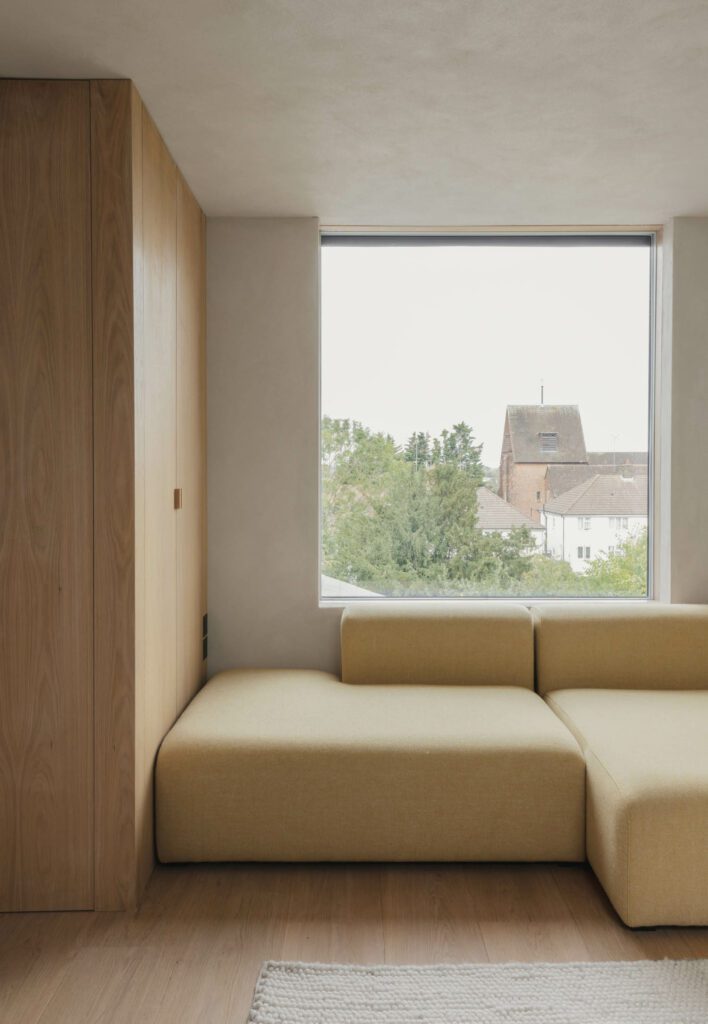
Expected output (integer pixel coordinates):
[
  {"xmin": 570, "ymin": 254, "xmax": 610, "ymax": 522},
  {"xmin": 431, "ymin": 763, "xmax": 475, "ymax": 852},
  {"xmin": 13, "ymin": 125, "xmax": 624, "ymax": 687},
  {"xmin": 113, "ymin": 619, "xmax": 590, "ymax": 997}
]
[{"xmin": 540, "ymin": 380, "xmax": 544, "ymax": 406}]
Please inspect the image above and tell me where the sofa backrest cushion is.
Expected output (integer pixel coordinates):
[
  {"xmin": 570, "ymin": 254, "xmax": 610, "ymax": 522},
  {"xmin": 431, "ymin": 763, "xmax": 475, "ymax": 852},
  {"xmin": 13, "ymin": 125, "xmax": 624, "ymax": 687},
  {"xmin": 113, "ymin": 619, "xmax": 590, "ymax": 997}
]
[
  {"xmin": 341, "ymin": 602, "xmax": 534, "ymax": 687},
  {"xmin": 535, "ymin": 603, "xmax": 708, "ymax": 694}
]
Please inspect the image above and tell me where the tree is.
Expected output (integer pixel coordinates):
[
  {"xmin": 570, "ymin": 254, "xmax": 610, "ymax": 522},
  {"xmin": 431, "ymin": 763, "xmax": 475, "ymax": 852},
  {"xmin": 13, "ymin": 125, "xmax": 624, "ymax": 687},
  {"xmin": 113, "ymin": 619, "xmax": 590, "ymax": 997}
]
[
  {"xmin": 322, "ymin": 418, "xmax": 534, "ymax": 594},
  {"xmin": 512, "ymin": 553, "xmax": 579, "ymax": 596},
  {"xmin": 582, "ymin": 530, "xmax": 648, "ymax": 596},
  {"xmin": 321, "ymin": 416, "xmax": 648, "ymax": 598},
  {"xmin": 403, "ymin": 431, "xmax": 431, "ymax": 469},
  {"xmin": 511, "ymin": 531, "xmax": 648, "ymax": 597},
  {"xmin": 442, "ymin": 422, "xmax": 484, "ymax": 475},
  {"xmin": 321, "ymin": 417, "xmax": 404, "ymax": 587},
  {"xmin": 321, "ymin": 416, "xmax": 354, "ymax": 467}
]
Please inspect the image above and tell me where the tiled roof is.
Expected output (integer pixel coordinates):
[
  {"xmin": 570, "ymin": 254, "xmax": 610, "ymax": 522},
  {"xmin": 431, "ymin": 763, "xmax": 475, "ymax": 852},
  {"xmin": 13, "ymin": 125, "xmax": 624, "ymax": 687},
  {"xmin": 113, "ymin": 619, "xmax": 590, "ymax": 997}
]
[
  {"xmin": 544, "ymin": 474, "xmax": 648, "ymax": 516},
  {"xmin": 546, "ymin": 460, "xmax": 648, "ymax": 499},
  {"xmin": 588, "ymin": 451, "xmax": 648, "ymax": 466},
  {"xmin": 477, "ymin": 487, "xmax": 543, "ymax": 532},
  {"xmin": 545, "ymin": 464, "xmax": 597, "ymax": 499},
  {"xmin": 505, "ymin": 405, "xmax": 587, "ymax": 463}
]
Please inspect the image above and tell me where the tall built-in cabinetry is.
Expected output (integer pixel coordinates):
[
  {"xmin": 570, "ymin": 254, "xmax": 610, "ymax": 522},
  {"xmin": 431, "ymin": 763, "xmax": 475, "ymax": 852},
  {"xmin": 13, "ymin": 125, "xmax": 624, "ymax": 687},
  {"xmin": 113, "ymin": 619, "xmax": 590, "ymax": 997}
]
[{"xmin": 0, "ymin": 79, "xmax": 206, "ymax": 911}]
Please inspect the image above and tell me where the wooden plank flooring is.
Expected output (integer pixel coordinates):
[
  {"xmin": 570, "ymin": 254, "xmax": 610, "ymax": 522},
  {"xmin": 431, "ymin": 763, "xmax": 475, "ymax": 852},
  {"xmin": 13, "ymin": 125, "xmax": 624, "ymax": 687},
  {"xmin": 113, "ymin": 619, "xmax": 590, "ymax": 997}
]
[{"xmin": 1, "ymin": 862, "xmax": 707, "ymax": 1023}]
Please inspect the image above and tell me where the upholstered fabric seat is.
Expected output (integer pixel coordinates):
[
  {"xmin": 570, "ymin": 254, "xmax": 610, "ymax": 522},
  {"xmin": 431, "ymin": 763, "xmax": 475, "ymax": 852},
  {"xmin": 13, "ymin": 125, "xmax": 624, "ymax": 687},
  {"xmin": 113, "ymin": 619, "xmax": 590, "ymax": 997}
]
[
  {"xmin": 156, "ymin": 668, "xmax": 585, "ymax": 863},
  {"xmin": 535, "ymin": 603, "xmax": 708, "ymax": 927},
  {"xmin": 545, "ymin": 688, "xmax": 708, "ymax": 927}
]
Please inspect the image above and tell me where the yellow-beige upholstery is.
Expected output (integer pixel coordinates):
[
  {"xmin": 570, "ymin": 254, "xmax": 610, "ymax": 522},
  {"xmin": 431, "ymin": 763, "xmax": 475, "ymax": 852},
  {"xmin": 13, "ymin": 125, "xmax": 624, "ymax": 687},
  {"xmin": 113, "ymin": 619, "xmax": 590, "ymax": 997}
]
[
  {"xmin": 341, "ymin": 601, "xmax": 534, "ymax": 687},
  {"xmin": 534, "ymin": 602, "xmax": 708, "ymax": 694},
  {"xmin": 545, "ymin": 689, "xmax": 708, "ymax": 926},
  {"xmin": 536, "ymin": 603, "xmax": 708, "ymax": 927},
  {"xmin": 156, "ymin": 668, "xmax": 585, "ymax": 863},
  {"xmin": 156, "ymin": 600, "xmax": 708, "ymax": 925}
]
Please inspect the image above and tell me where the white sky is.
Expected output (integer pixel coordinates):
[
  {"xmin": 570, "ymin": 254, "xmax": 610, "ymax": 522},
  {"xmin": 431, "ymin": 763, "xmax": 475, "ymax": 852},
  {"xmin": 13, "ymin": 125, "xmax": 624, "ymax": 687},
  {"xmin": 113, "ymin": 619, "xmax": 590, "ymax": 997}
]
[{"xmin": 321, "ymin": 243, "xmax": 651, "ymax": 467}]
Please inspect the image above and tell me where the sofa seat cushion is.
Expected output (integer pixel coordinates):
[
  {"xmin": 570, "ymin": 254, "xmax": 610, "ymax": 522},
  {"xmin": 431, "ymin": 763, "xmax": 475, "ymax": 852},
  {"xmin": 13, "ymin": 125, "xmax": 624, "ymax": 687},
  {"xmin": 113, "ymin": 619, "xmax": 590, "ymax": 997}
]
[
  {"xmin": 157, "ymin": 669, "xmax": 585, "ymax": 863},
  {"xmin": 546, "ymin": 688, "xmax": 708, "ymax": 926}
]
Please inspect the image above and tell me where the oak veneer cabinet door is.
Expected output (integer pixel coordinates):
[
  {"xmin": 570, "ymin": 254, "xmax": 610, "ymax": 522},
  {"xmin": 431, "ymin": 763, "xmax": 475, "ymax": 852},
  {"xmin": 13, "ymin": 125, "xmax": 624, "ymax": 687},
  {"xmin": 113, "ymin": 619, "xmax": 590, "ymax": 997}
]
[
  {"xmin": 176, "ymin": 174, "xmax": 207, "ymax": 714},
  {"xmin": 90, "ymin": 78, "xmax": 139, "ymax": 911},
  {"xmin": 136, "ymin": 109, "xmax": 178, "ymax": 893},
  {"xmin": 0, "ymin": 81, "xmax": 94, "ymax": 910}
]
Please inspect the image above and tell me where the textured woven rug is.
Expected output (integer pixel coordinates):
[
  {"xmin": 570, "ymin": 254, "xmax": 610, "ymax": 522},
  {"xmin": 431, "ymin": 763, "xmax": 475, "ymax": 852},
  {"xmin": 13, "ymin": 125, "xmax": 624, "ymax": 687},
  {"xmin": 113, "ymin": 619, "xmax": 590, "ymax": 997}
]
[{"xmin": 249, "ymin": 960, "xmax": 708, "ymax": 1023}]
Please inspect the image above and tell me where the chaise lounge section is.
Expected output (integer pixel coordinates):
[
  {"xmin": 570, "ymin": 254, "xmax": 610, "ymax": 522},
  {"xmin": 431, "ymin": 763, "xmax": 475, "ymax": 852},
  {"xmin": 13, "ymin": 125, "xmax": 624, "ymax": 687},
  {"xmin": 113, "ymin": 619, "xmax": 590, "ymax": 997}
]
[
  {"xmin": 156, "ymin": 604, "xmax": 585, "ymax": 863},
  {"xmin": 536, "ymin": 604, "xmax": 708, "ymax": 927}
]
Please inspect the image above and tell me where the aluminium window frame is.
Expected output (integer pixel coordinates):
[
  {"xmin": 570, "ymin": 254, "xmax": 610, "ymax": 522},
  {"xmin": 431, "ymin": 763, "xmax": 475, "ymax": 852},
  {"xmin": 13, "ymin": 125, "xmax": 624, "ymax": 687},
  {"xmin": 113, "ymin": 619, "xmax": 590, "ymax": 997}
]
[{"xmin": 318, "ymin": 228, "xmax": 658, "ymax": 606}]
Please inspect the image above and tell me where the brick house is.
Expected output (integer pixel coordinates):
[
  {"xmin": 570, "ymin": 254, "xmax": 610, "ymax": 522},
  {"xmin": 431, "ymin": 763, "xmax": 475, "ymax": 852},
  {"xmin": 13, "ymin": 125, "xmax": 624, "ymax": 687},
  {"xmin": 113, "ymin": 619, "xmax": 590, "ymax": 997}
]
[{"xmin": 498, "ymin": 405, "xmax": 588, "ymax": 523}]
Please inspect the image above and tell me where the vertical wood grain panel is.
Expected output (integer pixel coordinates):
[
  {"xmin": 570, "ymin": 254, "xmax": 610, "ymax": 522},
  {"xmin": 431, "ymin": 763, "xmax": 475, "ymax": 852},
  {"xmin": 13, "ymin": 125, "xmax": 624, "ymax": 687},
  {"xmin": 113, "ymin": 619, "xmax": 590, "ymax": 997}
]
[
  {"xmin": 131, "ymin": 86, "xmax": 149, "ymax": 904},
  {"xmin": 176, "ymin": 175, "xmax": 208, "ymax": 712},
  {"xmin": 0, "ymin": 78, "xmax": 205, "ymax": 911},
  {"xmin": 138, "ymin": 108, "xmax": 178, "ymax": 895},
  {"xmin": 90, "ymin": 79, "xmax": 138, "ymax": 911},
  {"xmin": 0, "ymin": 81, "xmax": 94, "ymax": 910}
]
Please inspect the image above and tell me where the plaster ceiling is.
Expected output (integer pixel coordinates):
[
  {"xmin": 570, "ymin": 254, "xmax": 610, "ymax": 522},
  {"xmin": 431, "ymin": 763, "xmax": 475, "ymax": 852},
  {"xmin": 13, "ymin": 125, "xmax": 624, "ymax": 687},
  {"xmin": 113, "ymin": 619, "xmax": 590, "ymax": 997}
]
[{"xmin": 2, "ymin": 1, "xmax": 708, "ymax": 223}]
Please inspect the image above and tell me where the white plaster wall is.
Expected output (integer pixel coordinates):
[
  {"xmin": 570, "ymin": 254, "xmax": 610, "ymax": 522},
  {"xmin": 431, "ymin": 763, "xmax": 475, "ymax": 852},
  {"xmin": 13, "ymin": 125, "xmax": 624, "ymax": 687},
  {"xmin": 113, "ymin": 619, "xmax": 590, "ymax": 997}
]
[
  {"xmin": 207, "ymin": 218, "xmax": 341, "ymax": 675},
  {"xmin": 561, "ymin": 516, "xmax": 646, "ymax": 573},
  {"xmin": 666, "ymin": 219, "xmax": 708, "ymax": 603},
  {"xmin": 545, "ymin": 513, "xmax": 647, "ymax": 572},
  {"xmin": 545, "ymin": 512, "xmax": 564, "ymax": 561},
  {"xmin": 205, "ymin": 217, "xmax": 708, "ymax": 677}
]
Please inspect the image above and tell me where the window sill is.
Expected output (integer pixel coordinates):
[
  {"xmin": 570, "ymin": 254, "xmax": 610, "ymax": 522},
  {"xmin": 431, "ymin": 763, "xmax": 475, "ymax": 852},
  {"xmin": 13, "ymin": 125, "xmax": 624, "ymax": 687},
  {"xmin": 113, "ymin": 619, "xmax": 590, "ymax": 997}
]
[{"xmin": 318, "ymin": 595, "xmax": 652, "ymax": 610}]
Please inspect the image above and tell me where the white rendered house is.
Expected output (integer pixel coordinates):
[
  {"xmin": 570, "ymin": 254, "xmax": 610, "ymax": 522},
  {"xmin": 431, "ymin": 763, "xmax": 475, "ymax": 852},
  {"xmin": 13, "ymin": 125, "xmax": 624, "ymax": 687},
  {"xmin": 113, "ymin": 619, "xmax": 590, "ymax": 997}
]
[{"xmin": 544, "ymin": 474, "xmax": 647, "ymax": 573}]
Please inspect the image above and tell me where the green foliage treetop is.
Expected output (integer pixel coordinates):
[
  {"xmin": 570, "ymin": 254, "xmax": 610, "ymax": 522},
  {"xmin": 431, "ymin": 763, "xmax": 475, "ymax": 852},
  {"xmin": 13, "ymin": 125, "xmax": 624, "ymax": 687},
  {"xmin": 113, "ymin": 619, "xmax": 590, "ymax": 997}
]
[{"xmin": 321, "ymin": 416, "xmax": 647, "ymax": 598}]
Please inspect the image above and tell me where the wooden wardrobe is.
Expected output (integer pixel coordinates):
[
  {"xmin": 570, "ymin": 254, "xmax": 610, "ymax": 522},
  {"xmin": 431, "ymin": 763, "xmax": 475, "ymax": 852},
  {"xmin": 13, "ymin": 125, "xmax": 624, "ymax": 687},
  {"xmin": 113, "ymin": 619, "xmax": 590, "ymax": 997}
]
[{"xmin": 0, "ymin": 80, "xmax": 207, "ymax": 911}]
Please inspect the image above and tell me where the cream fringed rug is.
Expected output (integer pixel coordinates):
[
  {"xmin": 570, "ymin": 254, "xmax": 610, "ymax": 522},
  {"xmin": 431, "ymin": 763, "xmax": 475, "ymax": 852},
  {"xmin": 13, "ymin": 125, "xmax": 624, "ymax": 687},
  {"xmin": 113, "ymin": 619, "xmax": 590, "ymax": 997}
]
[{"xmin": 249, "ymin": 960, "xmax": 708, "ymax": 1023}]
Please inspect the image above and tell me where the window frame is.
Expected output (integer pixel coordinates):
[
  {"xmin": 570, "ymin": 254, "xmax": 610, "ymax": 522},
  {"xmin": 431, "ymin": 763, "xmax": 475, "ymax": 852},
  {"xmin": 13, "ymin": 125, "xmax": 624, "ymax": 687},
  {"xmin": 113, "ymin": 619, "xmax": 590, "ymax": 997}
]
[{"xmin": 318, "ymin": 228, "xmax": 658, "ymax": 605}]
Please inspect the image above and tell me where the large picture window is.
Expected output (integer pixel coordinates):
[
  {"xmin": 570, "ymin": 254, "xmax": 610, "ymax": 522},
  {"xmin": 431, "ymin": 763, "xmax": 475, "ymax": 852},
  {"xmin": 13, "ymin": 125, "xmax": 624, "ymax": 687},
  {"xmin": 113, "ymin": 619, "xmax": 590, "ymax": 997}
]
[{"xmin": 320, "ymin": 234, "xmax": 653, "ymax": 600}]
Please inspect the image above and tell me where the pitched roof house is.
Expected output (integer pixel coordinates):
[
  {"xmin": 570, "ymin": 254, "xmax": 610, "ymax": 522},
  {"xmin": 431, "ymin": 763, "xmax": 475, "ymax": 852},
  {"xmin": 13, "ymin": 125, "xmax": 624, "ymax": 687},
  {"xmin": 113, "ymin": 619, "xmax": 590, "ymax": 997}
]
[
  {"xmin": 544, "ymin": 473, "xmax": 648, "ymax": 573},
  {"xmin": 499, "ymin": 405, "xmax": 587, "ymax": 523},
  {"xmin": 544, "ymin": 473, "xmax": 648, "ymax": 517},
  {"xmin": 501, "ymin": 405, "xmax": 588, "ymax": 464},
  {"xmin": 476, "ymin": 487, "xmax": 545, "ymax": 548},
  {"xmin": 545, "ymin": 457, "xmax": 648, "ymax": 502}
]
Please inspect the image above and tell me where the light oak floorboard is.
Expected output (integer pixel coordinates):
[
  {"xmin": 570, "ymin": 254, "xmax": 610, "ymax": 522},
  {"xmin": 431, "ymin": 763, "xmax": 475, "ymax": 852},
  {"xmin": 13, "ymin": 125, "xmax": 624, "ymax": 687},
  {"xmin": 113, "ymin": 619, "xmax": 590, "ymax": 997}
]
[{"xmin": 0, "ymin": 863, "xmax": 706, "ymax": 1024}]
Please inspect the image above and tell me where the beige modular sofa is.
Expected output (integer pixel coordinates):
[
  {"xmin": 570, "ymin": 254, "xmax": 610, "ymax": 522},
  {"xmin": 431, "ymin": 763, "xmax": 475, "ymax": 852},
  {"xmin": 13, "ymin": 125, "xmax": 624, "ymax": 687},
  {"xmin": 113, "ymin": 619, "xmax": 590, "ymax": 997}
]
[
  {"xmin": 157, "ymin": 604, "xmax": 585, "ymax": 864},
  {"xmin": 156, "ymin": 601, "xmax": 708, "ymax": 927},
  {"xmin": 535, "ymin": 603, "xmax": 708, "ymax": 927}
]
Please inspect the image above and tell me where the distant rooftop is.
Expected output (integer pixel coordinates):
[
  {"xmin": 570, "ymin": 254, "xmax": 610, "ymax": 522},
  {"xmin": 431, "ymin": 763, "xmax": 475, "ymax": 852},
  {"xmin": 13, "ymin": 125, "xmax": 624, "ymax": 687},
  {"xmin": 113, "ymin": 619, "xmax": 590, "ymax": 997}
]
[
  {"xmin": 477, "ymin": 487, "xmax": 543, "ymax": 532},
  {"xmin": 589, "ymin": 451, "xmax": 648, "ymax": 466},
  {"xmin": 321, "ymin": 574, "xmax": 379, "ymax": 598},
  {"xmin": 546, "ymin": 455, "xmax": 648, "ymax": 500},
  {"xmin": 545, "ymin": 474, "xmax": 648, "ymax": 517},
  {"xmin": 504, "ymin": 405, "xmax": 587, "ymax": 464}
]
